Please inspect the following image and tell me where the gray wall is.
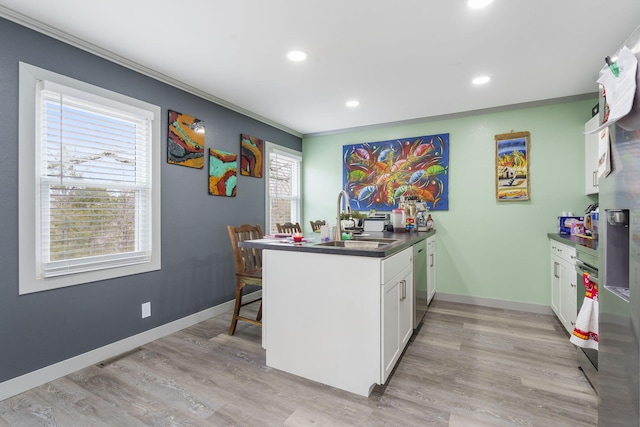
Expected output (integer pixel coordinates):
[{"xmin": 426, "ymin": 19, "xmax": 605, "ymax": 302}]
[{"xmin": 0, "ymin": 17, "xmax": 301, "ymax": 383}]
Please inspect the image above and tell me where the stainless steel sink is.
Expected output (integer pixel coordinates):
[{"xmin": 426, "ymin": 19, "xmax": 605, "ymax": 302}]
[
  {"xmin": 351, "ymin": 237, "xmax": 398, "ymax": 243},
  {"xmin": 315, "ymin": 238, "xmax": 397, "ymax": 249}
]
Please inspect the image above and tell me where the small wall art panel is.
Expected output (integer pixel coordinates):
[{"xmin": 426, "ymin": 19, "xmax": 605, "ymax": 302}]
[
  {"xmin": 342, "ymin": 134, "xmax": 449, "ymax": 211},
  {"xmin": 495, "ymin": 131, "xmax": 530, "ymax": 201},
  {"xmin": 240, "ymin": 133, "xmax": 264, "ymax": 178},
  {"xmin": 209, "ymin": 148, "xmax": 237, "ymax": 197},
  {"xmin": 167, "ymin": 110, "xmax": 205, "ymax": 168}
]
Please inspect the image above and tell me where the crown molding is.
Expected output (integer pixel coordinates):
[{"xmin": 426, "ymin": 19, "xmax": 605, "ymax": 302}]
[{"xmin": 0, "ymin": 5, "xmax": 303, "ymax": 138}]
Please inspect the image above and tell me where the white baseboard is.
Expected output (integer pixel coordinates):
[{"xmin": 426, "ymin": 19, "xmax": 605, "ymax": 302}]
[
  {"xmin": 434, "ymin": 292, "xmax": 552, "ymax": 315},
  {"xmin": 0, "ymin": 291, "xmax": 261, "ymax": 402}
]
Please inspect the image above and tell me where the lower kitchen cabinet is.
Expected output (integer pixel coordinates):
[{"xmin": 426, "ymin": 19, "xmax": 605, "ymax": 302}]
[
  {"xmin": 426, "ymin": 235, "xmax": 436, "ymax": 303},
  {"xmin": 381, "ymin": 259, "xmax": 413, "ymax": 383},
  {"xmin": 550, "ymin": 240, "xmax": 577, "ymax": 333},
  {"xmin": 263, "ymin": 245, "xmax": 415, "ymax": 396}
]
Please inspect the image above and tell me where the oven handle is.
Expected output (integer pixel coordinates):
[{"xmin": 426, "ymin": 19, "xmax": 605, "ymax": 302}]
[{"xmin": 575, "ymin": 260, "xmax": 599, "ymax": 284}]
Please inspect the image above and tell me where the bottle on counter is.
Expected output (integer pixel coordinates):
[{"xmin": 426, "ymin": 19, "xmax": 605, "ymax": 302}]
[
  {"xmin": 405, "ymin": 216, "xmax": 415, "ymax": 232},
  {"xmin": 426, "ymin": 214, "xmax": 434, "ymax": 231},
  {"xmin": 403, "ymin": 198, "xmax": 416, "ymax": 232}
]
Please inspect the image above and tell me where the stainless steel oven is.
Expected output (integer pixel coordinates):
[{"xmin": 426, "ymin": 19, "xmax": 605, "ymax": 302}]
[{"xmin": 575, "ymin": 243, "xmax": 599, "ymax": 393}]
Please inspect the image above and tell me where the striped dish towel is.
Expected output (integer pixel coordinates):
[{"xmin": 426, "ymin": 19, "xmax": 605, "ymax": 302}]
[{"xmin": 570, "ymin": 272, "xmax": 599, "ymax": 350}]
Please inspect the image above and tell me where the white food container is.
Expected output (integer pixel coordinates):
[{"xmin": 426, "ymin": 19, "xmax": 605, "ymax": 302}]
[{"xmin": 363, "ymin": 218, "xmax": 386, "ymax": 232}]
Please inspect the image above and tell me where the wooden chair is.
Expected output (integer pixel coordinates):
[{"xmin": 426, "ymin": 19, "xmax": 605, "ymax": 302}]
[
  {"xmin": 276, "ymin": 222, "xmax": 302, "ymax": 234},
  {"xmin": 227, "ymin": 224, "xmax": 263, "ymax": 335},
  {"xmin": 310, "ymin": 220, "xmax": 326, "ymax": 233}
]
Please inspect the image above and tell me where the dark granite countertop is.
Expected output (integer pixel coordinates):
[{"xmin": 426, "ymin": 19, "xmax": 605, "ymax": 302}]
[
  {"xmin": 548, "ymin": 233, "xmax": 598, "ymax": 252},
  {"xmin": 240, "ymin": 230, "xmax": 436, "ymax": 258}
]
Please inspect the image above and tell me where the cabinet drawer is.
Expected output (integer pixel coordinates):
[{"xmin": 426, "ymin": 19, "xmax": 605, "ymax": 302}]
[
  {"xmin": 550, "ymin": 241, "xmax": 575, "ymax": 264},
  {"xmin": 426, "ymin": 236, "xmax": 436, "ymax": 250},
  {"xmin": 381, "ymin": 247, "xmax": 413, "ymax": 284}
]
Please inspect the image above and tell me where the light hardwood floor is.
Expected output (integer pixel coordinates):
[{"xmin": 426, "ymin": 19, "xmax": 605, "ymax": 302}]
[{"xmin": 0, "ymin": 300, "xmax": 598, "ymax": 426}]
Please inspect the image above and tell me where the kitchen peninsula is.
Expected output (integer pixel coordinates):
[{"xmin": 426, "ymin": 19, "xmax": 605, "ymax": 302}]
[{"xmin": 240, "ymin": 230, "xmax": 436, "ymax": 396}]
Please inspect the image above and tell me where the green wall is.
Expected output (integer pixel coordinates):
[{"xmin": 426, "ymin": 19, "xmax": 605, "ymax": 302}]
[{"xmin": 302, "ymin": 98, "xmax": 597, "ymax": 308}]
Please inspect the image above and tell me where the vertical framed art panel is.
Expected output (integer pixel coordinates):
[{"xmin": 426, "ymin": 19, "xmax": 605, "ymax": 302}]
[
  {"xmin": 495, "ymin": 131, "xmax": 530, "ymax": 201},
  {"xmin": 209, "ymin": 148, "xmax": 237, "ymax": 197},
  {"xmin": 240, "ymin": 133, "xmax": 264, "ymax": 178},
  {"xmin": 167, "ymin": 110, "xmax": 205, "ymax": 169}
]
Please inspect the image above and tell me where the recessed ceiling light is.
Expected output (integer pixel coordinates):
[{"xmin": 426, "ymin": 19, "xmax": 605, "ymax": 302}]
[
  {"xmin": 468, "ymin": 0, "xmax": 493, "ymax": 9},
  {"xmin": 286, "ymin": 50, "xmax": 307, "ymax": 62},
  {"xmin": 346, "ymin": 100, "xmax": 360, "ymax": 108},
  {"xmin": 472, "ymin": 75, "xmax": 491, "ymax": 85}
]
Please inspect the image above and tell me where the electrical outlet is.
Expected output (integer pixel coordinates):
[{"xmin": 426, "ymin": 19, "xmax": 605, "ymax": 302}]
[{"xmin": 141, "ymin": 302, "xmax": 151, "ymax": 319}]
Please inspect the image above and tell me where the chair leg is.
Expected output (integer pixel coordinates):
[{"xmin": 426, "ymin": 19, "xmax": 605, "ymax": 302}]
[
  {"xmin": 256, "ymin": 301, "xmax": 263, "ymax": 322},
  {"xmin": 228, "ymin": 281, "xmax": 244, "ymax": 335}
]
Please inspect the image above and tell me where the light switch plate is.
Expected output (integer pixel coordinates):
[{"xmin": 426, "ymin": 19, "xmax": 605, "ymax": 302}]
[{"xmin": 141, "ymin": 302, "xmax": 151, "ymax": 318}]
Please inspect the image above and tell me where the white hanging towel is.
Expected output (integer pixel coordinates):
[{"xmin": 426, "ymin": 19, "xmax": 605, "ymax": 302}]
[{"xmin": 570, "ymin": 272, "xmax": 599, "ymax": 350}]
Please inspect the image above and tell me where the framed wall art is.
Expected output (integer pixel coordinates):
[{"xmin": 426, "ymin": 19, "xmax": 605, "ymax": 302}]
[
  {"xmin": 240, "ymin": 134, "xmax": 264, "ymax": 178},
  {"xmin": 209, "ymin": 148, "xmax": 237, "ymax": 197},
  {"xmin": 495, "ymin": 131, "xmax": 530, "ymax": 201},
  {"xmin": 167, "ymin": 110, "xmax": 205, "ymax": 168},
  {"xmin": 342, "ymin": 134, "xmax": 449, "ymax": 211}
]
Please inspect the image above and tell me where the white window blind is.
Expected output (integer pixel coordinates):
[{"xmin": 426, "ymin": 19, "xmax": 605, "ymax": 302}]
[
  {"xmin": 266, "ymin": 144, "xmax": 302, "ymax": 234},
  {"xmin": 36, "ymin": 81, "xmax": 154, "ymax": 278}
]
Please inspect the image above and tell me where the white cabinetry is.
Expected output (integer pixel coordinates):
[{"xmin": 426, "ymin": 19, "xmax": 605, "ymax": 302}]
[
  {"xmin": 585, "ymin": 115, "xmax": 599, "ymax": 195},
  {"xmin": 263, "ymin": 246, "xmax": 414, "ymax": 396},
  {"xmin": 381, "ymin": 251, "xmax": 413, "ymax": 383},
  {"xmin": 550, "ymin": 240, "xmax": 577, "ymax": 333},
  {"xmin": 426, "ymin": 235, "xmax": 436, "ymax": 303},
  {"xmin": 550, "ymin": 246, "xmax": 560, "ymax": 315}
]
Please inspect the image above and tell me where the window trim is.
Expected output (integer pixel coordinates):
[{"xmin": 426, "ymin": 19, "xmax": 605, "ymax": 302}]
[
  {"xmin": 264, "ymin": 141, "xmax": 302, "ymax": 234},
  {"xmin": 18, "ymin": 62, "xmax": 162, "ymax": 295}
]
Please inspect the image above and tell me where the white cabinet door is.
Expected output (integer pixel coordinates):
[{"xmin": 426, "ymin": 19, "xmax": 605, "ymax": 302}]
[
  {"xmin": 380, "ymin": 248, "xmax": 413, "ymax": 384},
  {"xmin": 560, "ymin": 261, "xmax": 578, "ymax": 332},
  {"xmin": 399, "ymin": 266, "xmax": 413, "ymax": 349},
  {"xmin": 585, "ymin": 115, "xmax": 599, "ymax": 195},
  {"xmin": 555, "ymin": 256, "xmax": 571, "ymax": 329},
  {"xmin": 426, "ymin": 236, "xmax": 436, "ymax": 303},
  {"xmin": 549, "ymin": 240, "xmax": 577, "ymax": 333},
  {"xmin": 382, "ymin": 273, "xmax": 401, "ymax": 382},
  {"xmin": 550, "ymin": 245, "xmax": 560, "ymax": 316}
]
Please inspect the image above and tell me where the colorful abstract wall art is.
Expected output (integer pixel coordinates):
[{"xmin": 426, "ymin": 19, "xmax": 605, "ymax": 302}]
[
  {"xmin": 240, "ymin": 134, "xmax": 264, "ymax": 178},
  {"xmin": 342, "ymin": 134, "xmax": 449, "ymax": 211},
  {"xmin": 209, "ymin": 148, "xmax": 237, "ymax": 197},
  {"xmin": 495, "ymin": 131, "xmax": 530, "ymax": 201},
  {"xmin": 167, "ymin": 110, "xmax": 205, "ymax": 168}
]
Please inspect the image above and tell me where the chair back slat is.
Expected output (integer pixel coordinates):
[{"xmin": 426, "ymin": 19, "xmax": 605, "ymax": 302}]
[
  {"xmin": 310, "ymin": 220, "xmax": 326, "ymax": 232},
  {"xmin": 276, "ymin": 222, "xmax": 302, "ymax": 234},
  {"xmin": 228, "ymin": 224, "xmax": 263, "ymax": 274}
]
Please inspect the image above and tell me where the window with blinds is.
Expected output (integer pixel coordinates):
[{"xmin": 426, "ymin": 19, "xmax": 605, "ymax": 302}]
[
  {"xmin": 19, "ymin": 63, "xmax": 161, "ymax": 294},
  {"xmin": 265, "ymin": 143, "xmax": 302, "ymax": 234},
  {"xmin": 38, "ymin": 83, "xmax": 153, "ymax": 277}
]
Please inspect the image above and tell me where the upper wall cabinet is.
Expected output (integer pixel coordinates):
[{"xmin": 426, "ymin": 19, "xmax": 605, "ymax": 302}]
[{"xmin": 585, "ymin": 115, "xmax": 600, "ymax": 195}]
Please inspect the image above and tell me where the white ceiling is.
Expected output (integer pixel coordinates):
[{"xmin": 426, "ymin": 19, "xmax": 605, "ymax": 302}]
[{"xmin": 1, "ymin": 1, "xmax": 639, "ymax": 136}]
